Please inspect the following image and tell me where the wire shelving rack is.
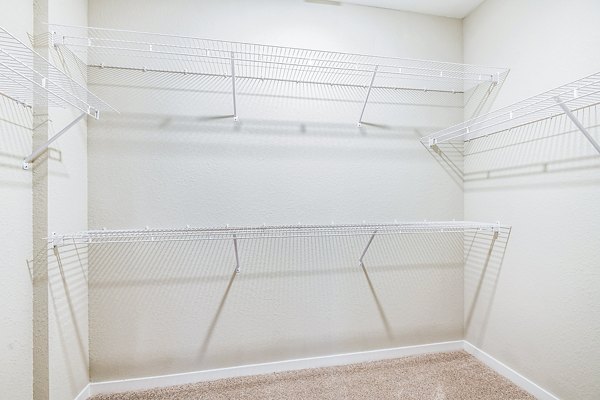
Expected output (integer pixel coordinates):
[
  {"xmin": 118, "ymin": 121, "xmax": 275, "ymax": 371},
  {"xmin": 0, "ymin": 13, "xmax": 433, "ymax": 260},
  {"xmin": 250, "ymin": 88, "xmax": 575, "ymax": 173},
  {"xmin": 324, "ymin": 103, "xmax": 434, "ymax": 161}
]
[
  {"xmin": 50, "ymin": 221, "xmax": 501, "ymax": 246},
  {"xmin": 0, "ymin": 26, "xmax": 116, "ymax": 117},
  {"xmin": 48, "ymin": 24, "xmax": 508, "ymax": 124},
  {"xmin": 421, "ymin": 72, "xmax": 600, "ymax": 153}
]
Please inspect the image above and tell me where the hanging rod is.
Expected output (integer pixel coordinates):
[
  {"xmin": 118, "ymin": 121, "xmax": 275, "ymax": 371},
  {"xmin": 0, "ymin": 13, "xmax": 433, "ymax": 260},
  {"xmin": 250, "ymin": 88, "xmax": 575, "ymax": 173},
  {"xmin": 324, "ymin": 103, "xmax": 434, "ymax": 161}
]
[
  {"xmin": 422, "ymin": 71, "xmax": 600, "ymax": 152},
  {"xmin": 49, "ymin": 221, "xmax": 502, "ymax": 247},
  {"xmin": 86, "ymin": 63, "xmax": 466, "ymax": 95}
]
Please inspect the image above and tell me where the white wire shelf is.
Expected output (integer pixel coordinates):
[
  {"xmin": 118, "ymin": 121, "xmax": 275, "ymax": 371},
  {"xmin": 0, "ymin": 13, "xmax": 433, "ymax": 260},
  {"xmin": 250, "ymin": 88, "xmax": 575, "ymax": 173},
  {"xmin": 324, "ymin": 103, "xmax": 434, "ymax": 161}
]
[
  {"xmin": 0, "ymin": 26, "xmax": 116, "ymax": 117},
  {"xmin": 49, "ymin": 221, "xmax": 501, "ymax": 247},
  {"xmin": 49, "ymin": 24, "xmax": 507, "ymax": 96},
  {"xmin": 421, "ymin": 71, "xmax": 600, "ymax": 149}
]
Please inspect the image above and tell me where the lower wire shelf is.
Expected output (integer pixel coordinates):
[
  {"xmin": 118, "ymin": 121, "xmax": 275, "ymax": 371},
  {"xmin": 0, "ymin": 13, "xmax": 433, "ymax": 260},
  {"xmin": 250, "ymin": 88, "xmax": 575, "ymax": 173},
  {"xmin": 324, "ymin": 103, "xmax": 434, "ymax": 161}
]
[
  {"xmin": 50, "ymin": 221, "xmax": 503, "ymax": 273},
  {"xmin": 49, "ymin": 220, "xmax": 501, "ymax": 247}
]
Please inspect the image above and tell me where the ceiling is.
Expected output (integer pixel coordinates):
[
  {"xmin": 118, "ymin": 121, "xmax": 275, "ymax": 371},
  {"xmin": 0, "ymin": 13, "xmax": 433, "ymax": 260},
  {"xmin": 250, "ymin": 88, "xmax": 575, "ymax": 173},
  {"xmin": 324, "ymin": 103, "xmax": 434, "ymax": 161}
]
[{"xmin": 338, "ymin": 0, "xmax": 487, "ymax": 18}]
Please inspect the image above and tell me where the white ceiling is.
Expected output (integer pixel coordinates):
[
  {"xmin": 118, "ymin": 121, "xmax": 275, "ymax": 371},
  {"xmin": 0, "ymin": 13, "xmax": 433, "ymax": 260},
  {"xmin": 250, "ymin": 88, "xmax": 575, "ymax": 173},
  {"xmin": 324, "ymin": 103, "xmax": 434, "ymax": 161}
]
[{"xmin": 338, "ymin": 0, "xmax": 487, "ymax": 18}]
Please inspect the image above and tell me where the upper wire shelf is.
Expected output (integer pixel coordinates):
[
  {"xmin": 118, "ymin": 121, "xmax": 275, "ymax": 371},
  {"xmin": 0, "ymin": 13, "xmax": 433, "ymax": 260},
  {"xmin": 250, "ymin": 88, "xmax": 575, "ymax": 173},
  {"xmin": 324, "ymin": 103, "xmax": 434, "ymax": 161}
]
[
  {"xmin": 0, "ymin": 26, "xmax": 116, "ymax": 118},
  {"xmin": 49, "ymin": 24, "xmax": 507, "ymax": 95},
  {"xmin": 421, "ymin": 71, "xmax": 600, "ymax": 147},
  {"xmin": 50, "ymin": 221, "xmax": 501, "ymax": 247}
]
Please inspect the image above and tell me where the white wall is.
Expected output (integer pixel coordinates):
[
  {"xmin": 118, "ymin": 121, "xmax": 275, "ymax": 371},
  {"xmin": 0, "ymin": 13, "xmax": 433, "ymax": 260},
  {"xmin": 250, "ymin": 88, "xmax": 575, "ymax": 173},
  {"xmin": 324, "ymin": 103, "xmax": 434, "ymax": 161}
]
[
  {"xmin": 463, "ymin": 1, "xmax": 600, "ymax": 399},
  {"xmin": 0, "ymin": 2, "xmax": 33, "ymax": 400},
  {"xmin": 47, "ymin": 1, "xmax": 90, "ymax": 398},
  {"xmin": 85, "ymin": 0, "xmax": 476, "ymax": 382},
  {"xmin": 0, "ymin": 1, "xmax": 90, "ymax": 399}
]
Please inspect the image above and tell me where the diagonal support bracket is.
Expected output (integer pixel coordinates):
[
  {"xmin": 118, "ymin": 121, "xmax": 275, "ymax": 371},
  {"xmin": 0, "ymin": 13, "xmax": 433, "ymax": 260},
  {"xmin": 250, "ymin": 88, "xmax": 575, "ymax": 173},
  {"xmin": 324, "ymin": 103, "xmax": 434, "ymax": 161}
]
[
  {"xmin": 359, "ymin": 230, "xmax": 377, "ymax": 267},
  {"xmin": 232, "ymin": 234, "xmax": 241, "ymax": 273},
  {"xmin": 23, "ymin": 112, "xmax": 86, "ymax": 170},
  {"xmin": 554, "ymin": 97, "xmax": 600, "ymax": 154},
  {"xmin": 230, "ymin": 52, "xmax": 239, "ymax": 122},
  {"xmin": 357, "ymin": 65, "xmax": 379, "ymax": 127}
]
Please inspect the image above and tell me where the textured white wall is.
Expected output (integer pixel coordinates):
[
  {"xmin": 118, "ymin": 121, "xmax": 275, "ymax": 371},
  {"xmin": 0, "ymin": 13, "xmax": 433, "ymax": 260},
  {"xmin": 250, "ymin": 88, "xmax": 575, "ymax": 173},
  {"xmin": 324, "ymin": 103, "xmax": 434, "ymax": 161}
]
[
  {"xmin": 85, "ymin": 0, "xmax": 471, "ymax": 382},
  {"xmin": 47, "ymin": 1, "xmax": 90, "ymax": 399},
  {"xmin": 463, "ymin": 1, "xmax": 600, "ymax": 399},
  {"xmin": 0, "ymin": 1, "xmax": 90, "ymax": 399},
  {"xmin": 0, "ymin": 2, "xmax": 33, "ymax": 400}
]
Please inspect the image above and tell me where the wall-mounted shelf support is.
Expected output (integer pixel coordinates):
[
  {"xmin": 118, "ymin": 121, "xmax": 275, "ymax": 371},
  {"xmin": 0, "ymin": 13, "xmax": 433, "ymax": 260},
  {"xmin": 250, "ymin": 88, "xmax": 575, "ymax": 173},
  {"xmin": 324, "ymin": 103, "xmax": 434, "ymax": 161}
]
[
  {"xmin": 357, "ymin": 65, "xmax": 378, "ymax": 127},
  {"xmin": 358, "ymin": 230, "xmax": 377, "ymax": 267},
  {"xmin": 554, "ymin": 96, "xmax": 600, "ymax": 154},
  {"xmin": 22, "ymin": 112, "xmax": 86, "ymax": 170},
  {"xmin": 230, "ymin": 52, "xmax": 238, "ymax": 122},
  {"xmin": 232, "ymin": 234, "xmax": 241, "ymax": 273}
]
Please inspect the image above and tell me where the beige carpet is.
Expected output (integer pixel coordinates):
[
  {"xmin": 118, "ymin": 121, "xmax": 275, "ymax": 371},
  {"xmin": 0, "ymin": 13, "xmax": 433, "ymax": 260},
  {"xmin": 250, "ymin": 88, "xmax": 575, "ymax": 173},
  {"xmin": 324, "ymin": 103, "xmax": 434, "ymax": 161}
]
[{"xmin": 91, "ymin": 351, "xmax": 535, "ymax": 399}]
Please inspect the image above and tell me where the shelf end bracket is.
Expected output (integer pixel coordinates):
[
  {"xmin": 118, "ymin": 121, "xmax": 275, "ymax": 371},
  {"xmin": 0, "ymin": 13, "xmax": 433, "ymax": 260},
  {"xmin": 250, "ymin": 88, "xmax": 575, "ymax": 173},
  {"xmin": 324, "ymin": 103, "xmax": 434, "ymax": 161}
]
[{"xmin": 554, "ymin": 97, "xmax": 600, "ymax": 154}]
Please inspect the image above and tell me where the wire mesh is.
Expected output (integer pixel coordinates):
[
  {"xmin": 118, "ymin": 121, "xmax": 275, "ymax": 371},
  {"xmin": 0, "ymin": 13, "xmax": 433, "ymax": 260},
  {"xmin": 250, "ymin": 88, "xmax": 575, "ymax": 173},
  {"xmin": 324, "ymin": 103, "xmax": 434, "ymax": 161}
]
[
  {"xmin": 50, "ymin": 24, "xmax": 508, "ymax": 94},
  {"xmin": 422, "ymin": 72, "xmax": 600, "ymax": 145},
  {"xmin": 50, "ymin": 221, "xmax": 501, "ymax": 246},
  {"xmin": 0, "ymin": 26, "xmax": 116, "ymax": 116}
]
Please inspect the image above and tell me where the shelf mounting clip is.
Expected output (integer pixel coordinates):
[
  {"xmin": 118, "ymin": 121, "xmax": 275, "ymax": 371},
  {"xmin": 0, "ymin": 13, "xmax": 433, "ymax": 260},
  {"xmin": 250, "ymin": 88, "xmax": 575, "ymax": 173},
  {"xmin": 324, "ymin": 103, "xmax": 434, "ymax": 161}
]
[
  {"xmin": 51, "ymin": 232, "xmax": 64, "ymax": 248},
  {"xmin": 554, "ymin": 96, "xmax": 600, "ymax": 154}
]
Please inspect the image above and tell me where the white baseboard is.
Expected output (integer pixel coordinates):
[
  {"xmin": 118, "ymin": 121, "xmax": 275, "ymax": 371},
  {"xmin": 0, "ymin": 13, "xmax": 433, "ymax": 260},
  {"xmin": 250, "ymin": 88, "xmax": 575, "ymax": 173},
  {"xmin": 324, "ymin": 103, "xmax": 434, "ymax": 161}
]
[
  {"xmin": 463, "ymin": 341, "xmax": 560, "ymax": 400},
  {"xmin": 89, "ymin": 340, "xmax": 463, "ymax": 396},
  {"xmin": 74, "ymin": 384, "xmax": 90, "ymax": 400},
  {"xmin": 82, "ymin": 341, "xmax": 559, "ymax": 400}
]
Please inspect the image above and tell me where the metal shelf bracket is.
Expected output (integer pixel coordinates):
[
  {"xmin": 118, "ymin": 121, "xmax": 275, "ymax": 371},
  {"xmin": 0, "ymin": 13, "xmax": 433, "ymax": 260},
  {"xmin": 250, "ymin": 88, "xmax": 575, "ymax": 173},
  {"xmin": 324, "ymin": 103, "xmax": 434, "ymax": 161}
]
[
  {"xmin": 230, "ymin": 52, "xmax": 239, "ymax": 122},
  {"xmin": 357, "ymin": 65, "xmax": 378, "ymax": 128},
  {"xmin": 23, "ymin": 112, "xmax": 86, "ymax": 170},
  {"xmin": 358, "ymin": 230, "xmax": 377, "ymax": 267},
  {"xmin": 232, "ymin": 234, "xmax": 241, "ymax": 273},
  {"xmin": 554, "ymin": 97, "xmax": 600, "ymax": 154}
]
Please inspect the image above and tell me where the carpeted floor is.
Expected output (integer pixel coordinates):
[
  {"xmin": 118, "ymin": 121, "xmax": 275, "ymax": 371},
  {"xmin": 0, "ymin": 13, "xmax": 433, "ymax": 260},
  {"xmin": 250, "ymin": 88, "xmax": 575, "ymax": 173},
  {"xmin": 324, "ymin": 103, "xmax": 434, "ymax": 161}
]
[{"xmin": 91, "ymin": 351, "xmax": 535, "ymax": 399}]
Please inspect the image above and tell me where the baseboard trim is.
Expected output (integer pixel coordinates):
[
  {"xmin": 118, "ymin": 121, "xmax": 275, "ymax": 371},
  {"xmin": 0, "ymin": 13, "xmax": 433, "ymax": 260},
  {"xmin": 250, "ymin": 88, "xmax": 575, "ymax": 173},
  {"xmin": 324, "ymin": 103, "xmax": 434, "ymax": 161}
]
[
  {"xmin": 74, "ymin": 384, "xmax": 90, "ymax": 400},
  {"xmin": 84, "ymin": 341, "xmax": 560, "ymax": 399},
  {"xmin": 88, "ymin": 340, "xmax": 463, "ymax": 396},
  {"xmin": 463, "ymin": 341, "xmax": 560, "ymax": 400}
]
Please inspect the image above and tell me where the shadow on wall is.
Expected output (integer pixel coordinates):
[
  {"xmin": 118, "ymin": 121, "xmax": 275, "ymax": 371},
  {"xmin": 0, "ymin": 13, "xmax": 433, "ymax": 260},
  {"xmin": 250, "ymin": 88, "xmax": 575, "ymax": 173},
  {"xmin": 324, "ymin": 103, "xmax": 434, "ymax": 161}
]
[
  {"xmin": 464, "ymin": 70, "xmax": 509, "ymax": 120},
  {"xmin": 88, "ymin": 110, "xmax": 431, "ymax": 152},
  {"xmin": 85, "ymin": 110, "xmax": 465, "ymax": 230},
  {"xmin": 464, "ymin": 226, "xmax": 512, "ymax": 347},
  {"xmin": 0, "ymin": 96, "xmax": 32, "ymax": 177},
  {"xmin": 47, "ymin": 244, "xmax": 89, "ymax": 396},
  {"xmin": 65, "ymin": 231, "xmax": 494, "ymax": 382}
]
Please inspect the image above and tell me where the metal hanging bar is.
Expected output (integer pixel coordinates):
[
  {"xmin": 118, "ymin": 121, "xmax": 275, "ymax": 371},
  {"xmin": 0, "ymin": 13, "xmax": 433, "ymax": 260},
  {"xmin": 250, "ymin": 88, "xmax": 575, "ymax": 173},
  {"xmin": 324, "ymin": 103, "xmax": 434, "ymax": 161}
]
[
  {"xmin": 358, "ymin": 230, "xmax": 378, "ymax": 267},
  {"xmin": 232, "ymin": 234, "xmax": 241, "ymax": 273},
  {"xmin": 230, "ymin": 51, "xmax": 239, "ymax": 122},
  {"xmin": 23, "ymin": 112, "xmax": 86, "ymax": 170},
  {"xmin": 357, "ymin": 65, "xmax": 379, "ymax": 127},
  {"xmin": 554, "ymin": 97, "xmax": 600, "ymax": 154}
]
